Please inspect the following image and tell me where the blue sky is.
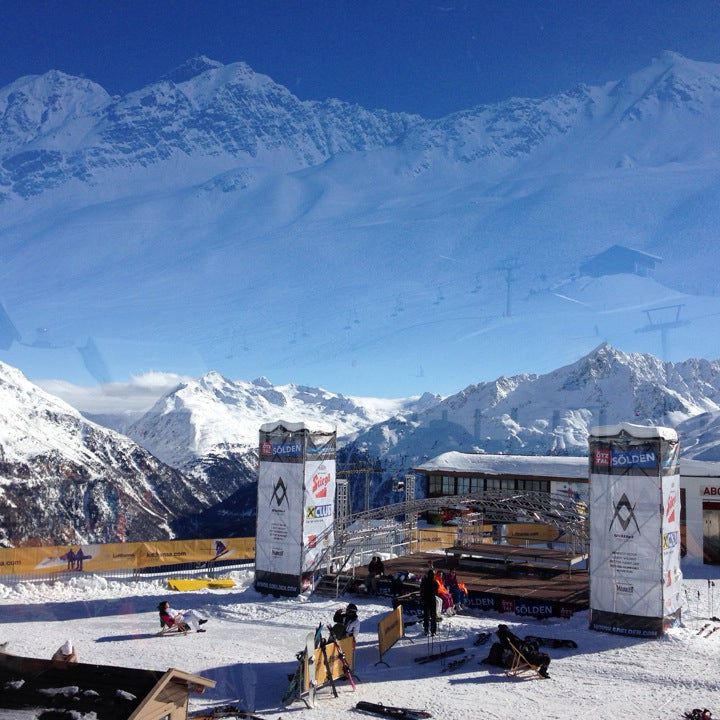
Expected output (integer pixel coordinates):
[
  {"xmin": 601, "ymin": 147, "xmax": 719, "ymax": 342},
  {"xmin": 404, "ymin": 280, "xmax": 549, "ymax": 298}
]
[
  {"xmin": 3, "ymin": 0, "xmax": 720, "ymax": 117},
  {"xmin": 2, "ymin": 0, "xmax": 720, "ymax": 404}
]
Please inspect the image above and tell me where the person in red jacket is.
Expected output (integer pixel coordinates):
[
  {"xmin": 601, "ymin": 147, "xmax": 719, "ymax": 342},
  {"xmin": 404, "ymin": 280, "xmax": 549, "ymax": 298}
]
[{"xmin": 158, "ymin": 600, "xmax": 208, "ymax": 633}]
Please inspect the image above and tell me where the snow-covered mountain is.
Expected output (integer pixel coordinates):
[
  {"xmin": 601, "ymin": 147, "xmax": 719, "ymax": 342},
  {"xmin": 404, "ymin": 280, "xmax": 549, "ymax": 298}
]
[
  {"xmin": 350, "ymin": 344, "xmax": 720, "ymax": 470},
  {"xmin": 676, "ymin": 410, "xmax": 720, "ymax": 461},
  {"xmin": 122, "ymin": 371, "xmax": 439, "ymax": 478},
  {"xmin": 0, "ymin": 56, "xmax": 419, "ymax": 201},
  {"xmin": 3, "ymin": 52, "xmax": 720, "ymax": 393},
  {"xmin": 0, "ymin": 361, "xmax": 241, "ymax": 546}
]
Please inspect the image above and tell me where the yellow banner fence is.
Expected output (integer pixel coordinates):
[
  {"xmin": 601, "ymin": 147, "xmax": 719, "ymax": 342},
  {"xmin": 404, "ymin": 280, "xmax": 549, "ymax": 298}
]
[{"xmin": 0, "ymin": 537, "xmax": 255, "ymax": 578}]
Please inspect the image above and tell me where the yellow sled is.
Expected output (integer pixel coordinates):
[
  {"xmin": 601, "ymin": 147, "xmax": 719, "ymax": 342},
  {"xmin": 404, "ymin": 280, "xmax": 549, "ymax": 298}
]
[{"xmin": 167, "ymin": 577, "xmax": 236, "ymax": 591}]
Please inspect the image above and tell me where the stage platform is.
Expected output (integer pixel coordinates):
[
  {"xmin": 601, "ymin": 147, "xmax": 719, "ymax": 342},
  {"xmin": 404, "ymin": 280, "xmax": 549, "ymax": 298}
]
[
  {"xmin": 444, "ymin": 543, "xmax": 588, "ymax": 574},
  {"xmin": 370, "ymin": 550, "xmax": 589, "ymax": 619}
]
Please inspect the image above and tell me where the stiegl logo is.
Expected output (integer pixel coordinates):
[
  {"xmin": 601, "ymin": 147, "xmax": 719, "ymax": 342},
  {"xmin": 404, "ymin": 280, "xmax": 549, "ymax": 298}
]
[
  {"xmin": 609, "ymin": 493, "xmax": 640, "ymax": 533},
  {"xmin": 312, "ymin": 472, "xmax": 331, "ymax": 498}
]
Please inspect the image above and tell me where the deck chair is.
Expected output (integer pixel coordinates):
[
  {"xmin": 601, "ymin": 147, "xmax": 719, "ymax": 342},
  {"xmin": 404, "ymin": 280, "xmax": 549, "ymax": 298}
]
[
  {"xmin": 157, "ymin": 616, "xmax": 190, "ymax": 636},
  {"xmin": 505, "ymin": 639, "xmax": 547, "ymax": 679}
]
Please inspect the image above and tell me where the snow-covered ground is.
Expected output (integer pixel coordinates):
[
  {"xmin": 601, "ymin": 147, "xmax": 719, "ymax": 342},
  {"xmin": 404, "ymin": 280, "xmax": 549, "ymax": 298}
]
[{"xmin": 1, "ymin": 565, "xmax": 719, "ymax": 719}]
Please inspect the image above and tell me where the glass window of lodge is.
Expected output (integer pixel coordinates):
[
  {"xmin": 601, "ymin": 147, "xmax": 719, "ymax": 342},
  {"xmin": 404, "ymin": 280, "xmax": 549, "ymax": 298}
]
[{"xmin": 429, "ymin": 475, "xmax": 443, "ymax": 496}]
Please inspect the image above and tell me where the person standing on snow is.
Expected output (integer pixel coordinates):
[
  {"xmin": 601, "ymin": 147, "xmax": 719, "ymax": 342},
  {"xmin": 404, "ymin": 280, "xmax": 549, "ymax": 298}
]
[{"xmin": 420, "ymin": 568, "xmax": 439, "ymax": 636}]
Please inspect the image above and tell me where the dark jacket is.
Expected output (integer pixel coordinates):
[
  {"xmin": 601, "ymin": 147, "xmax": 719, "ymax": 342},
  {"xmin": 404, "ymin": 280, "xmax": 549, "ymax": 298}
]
[
  {"xmin": 420, "ymin": 572, "xmax": 439, "ymax": 605},
  {"xmin": 368, "ymin": 558, "xmax": 385, "ymax": 576}
]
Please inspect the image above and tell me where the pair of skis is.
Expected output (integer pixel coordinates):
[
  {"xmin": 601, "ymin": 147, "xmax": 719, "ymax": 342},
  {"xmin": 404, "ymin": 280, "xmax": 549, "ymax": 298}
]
[
  {"xmin": 414, "ymin": 646, "xmax": 465, "ymax": 665},
  {"xmin": 441, "ymin": 653, "xmax": 475, "ymax": 673},
  {"xmin": 696, "ymin": 623, "xmax": 719, "ymax": 638},
  {"xmin": 356, "ymin": 701, "xmax": 432, "ymax": 720},
  {"xmin": 473, "ymin": 631, "xmax": 490, "ymax": 646},
  {"xmin": 190, "ymin": 706, "xmax": 267, "ymax": 720}
]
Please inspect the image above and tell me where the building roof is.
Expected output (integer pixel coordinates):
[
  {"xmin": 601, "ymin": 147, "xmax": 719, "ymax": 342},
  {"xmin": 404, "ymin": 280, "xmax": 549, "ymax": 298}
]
[
  {"xmin": 0, "ymin": 650, "xmax": 214, "ymax": 720},
  {"xmin": 589, "ymin": 422, "xmax": 677, "ymax": 442},
  {"xmin": 260, "ymin": 419, "xmax": 335, "ymax": 433},
  {"xmin": 585, "ymin": 244, "xmax": 664, "ymax": 263},
  {"xmin": 415, "ymin": 451, "xmax": 720, "ymax": 480},
  {"xmin": 415, "ymin": 452, "xmax": 589, "ymax": 479}
]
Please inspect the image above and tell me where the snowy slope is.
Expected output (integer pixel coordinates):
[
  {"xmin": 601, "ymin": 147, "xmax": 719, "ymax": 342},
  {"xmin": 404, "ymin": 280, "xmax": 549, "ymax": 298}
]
[
  {"xmin": 0, "ymin": 567, "xmax": 718, "ymax": 720},
  {"xmin": 3, "ymin": 53, "xmax": 720, "ymax": 394},
  {"xmin": 0, "ymin": 361, "xmax": 239, "ymax": 546},
  {"xmin": 351, "ymin": 344, "xmax": 720, "ymax": 468},
  {"xmin": 677, "ymin": 411, "xmax": 720, "ymax": 461}
]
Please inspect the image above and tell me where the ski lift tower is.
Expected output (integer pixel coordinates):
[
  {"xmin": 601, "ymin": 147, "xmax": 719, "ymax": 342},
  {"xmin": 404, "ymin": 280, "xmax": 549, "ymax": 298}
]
[
  {"xmin": 402, "ymin": 473, "xmax": 417, "ymax": 547},
  {"xmin": 335, "ymin": 478, "xmax": 350, "ymax": 537},
  {"xmin": 635, "ymin": 304, "xmax": 691, "ymax": 361}
]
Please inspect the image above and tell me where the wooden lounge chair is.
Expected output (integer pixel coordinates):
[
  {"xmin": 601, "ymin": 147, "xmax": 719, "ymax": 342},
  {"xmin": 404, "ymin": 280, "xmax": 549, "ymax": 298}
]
[{"xmin": 505, "ymin": 639, "xmax": 547, "ymax": 679}]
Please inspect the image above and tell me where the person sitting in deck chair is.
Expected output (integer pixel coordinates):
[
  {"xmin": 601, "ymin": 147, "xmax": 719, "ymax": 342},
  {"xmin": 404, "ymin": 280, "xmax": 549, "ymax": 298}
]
[
  {"xmin": 495, "ymin": 624, "xmax": 550, "ymax": 678},
  {"xmin": 158, "ymin": 600, "xmax": 208, "ymax": 633}
]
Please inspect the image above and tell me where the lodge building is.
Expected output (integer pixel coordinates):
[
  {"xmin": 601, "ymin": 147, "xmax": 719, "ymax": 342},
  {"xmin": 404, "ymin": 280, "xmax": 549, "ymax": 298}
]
[{"xmin": 414, "ymin": 451, "xmax": 720, "ymax": 565}]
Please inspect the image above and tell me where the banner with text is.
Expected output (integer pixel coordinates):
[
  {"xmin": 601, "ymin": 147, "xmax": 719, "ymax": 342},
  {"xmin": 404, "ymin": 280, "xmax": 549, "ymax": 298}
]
[
  {"xmin": 0, "ymin": 537, "xmax": 254, "ymax": 577},
  {"xmin": 589, "ymin": 426, "xmax": 682, "ymax": 637},
  {"xmin": 302, "ymin": 457, "xmax": 336, "ymax": 572},
  {"xmin": 377, "ymin": 605, "xmax": 404, "ymax": 661},
  {"xmin": 256, "ymin": 423, "xmax": 337, "ymax": 596}
]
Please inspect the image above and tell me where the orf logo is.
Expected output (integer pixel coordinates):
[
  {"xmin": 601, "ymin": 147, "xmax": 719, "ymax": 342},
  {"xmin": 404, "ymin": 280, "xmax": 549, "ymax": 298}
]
[
  {"xmin": 270, "ymin": 477, "xmax": 289, "ymax": 508},
  {"xmin": 610, "ymin": 493, "xmax": 640, "ymax": 533}
]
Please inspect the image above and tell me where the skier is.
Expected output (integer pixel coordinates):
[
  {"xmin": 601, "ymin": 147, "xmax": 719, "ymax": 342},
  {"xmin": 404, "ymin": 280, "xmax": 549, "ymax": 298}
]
[
  {"xmin": 158, "ymin": 600, "xmax": 209, "ymax": 633},
  {"xmin": 420, "ymin": 568, "xmax": 439, "ymax": 636}
]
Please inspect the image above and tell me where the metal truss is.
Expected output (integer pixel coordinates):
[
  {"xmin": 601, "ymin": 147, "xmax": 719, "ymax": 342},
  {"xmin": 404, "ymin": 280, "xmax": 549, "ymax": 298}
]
[{"xmin": 309, "ymin": 490, "xmax": 589, "ymax": 569}]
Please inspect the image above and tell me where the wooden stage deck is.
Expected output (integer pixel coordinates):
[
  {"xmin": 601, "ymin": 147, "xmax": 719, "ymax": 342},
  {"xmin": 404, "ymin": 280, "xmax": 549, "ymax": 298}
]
[
  {"xmin": 444, "ymin": 543, "xmax": 588, "ymax": 572},
  {"xmin": 376, "ymin": 549, "xmax": 589, "ymax": 618}
]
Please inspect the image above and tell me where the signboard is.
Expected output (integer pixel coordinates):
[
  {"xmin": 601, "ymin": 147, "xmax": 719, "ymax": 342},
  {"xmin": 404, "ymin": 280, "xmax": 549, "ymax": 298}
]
[
  {"xmin": 312, "ymin": 636, "xmax": 355, "ymax": 686},
  {"xmin": 377, "ymin": 605, "xmax": 404, "ymax": 663},
  {"xmin": 303, "ymin": 458, "xmax": 336, "ymax": 571},
  {"xmin": 589, "ymin": 423, "xmax": 682, "ymax": 637},
  {"xmin": 255, "ymin": 421, "xmax": 336, "ymax": 596},
  {"xmin": 0, "ymin": 537, "xmax": 254, "ymax": 577}
]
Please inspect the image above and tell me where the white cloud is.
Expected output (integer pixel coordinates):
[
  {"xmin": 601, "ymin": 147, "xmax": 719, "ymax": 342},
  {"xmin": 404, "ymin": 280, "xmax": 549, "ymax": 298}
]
[{"xmin": 37, "ymin": 372, "xmax": 190, "ymax": 415}]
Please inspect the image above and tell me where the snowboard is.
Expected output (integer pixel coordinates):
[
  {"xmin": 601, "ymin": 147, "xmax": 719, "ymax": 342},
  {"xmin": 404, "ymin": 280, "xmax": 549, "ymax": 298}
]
[
  {"xmin": 305, "ymin": 630, "xmax": 316, "ymax": 707},
  {"xmin": 523, "ymin": 634, "xmax": 578, "ymax": 649},
  {"xmin": 281, "ymin": 631, "xmax": 316, "ymax": 708},
  {"xmin": 356, "ymin": 700, "xmax": 432, "ymax": 719}
]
